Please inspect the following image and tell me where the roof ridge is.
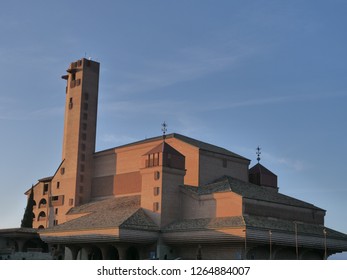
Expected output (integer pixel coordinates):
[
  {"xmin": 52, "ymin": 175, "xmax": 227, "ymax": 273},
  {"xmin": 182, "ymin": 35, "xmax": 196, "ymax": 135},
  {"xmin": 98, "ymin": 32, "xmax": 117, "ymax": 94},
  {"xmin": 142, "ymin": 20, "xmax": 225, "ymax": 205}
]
[{"xmin": 94, "ymin": 132, "xmax": 249, "ymax": 161}]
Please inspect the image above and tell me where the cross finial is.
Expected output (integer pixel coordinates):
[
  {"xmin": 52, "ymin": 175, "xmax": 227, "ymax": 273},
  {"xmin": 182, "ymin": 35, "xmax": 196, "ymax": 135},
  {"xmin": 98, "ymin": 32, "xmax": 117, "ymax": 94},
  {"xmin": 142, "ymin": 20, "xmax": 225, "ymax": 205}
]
[
  {"xmin": 161, "ymin": 121, "xmax": 167, "ymax": 141},
  {"xmin": 256, "ymin": 146, "xmax": 261, "ymax": 163}
]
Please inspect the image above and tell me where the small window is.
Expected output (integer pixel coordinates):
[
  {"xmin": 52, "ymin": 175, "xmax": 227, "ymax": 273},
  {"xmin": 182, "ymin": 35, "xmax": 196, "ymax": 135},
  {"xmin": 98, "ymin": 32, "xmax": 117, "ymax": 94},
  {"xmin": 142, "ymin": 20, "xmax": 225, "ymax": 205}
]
[
  {"xmin": 43, "ymin": 184, "xmax": 49, "ymax": 195},
  {"xmin": 80, "ymin": 174, "xmax": 84, "ymax": 182},
  {"xmin": 39, "ymin": 198, "xmax": 47, "ymax": 208},
  {"xmin": 55, "ymin": 208, "xmax": 58, "ymax": 215},
  {"xmin": 84, "ymin": 103, "xmax": 88, "ymax": 110},
  {"xmin": 153, "ymin": 187, "xmax": 160, "ymax": 196},
  {"xmin": 53, "ymin": 220, "xmax": 58, "ymax": 226},
  {"xmin": 56, "ymin": 181, "xmax": 60, "ymax": 189},
  {"xmin": 154, "ymin": 171, "xmax": 160, "ymax": 180},
  {"xmin": 82, "ymin": 123, "xmax": 87, "ymax": 130},
  {"xmin": 80, "ymin": 164, "xmax": 85, "ymax": 172},
  {"xmin": 69, "ymin": 98, "xmax": 73, "ymax": 109},
  {"xmin": 38, "ymin": 211, "xmax": 46, "ymax": 221},
  {"xmin": 81, "ymin": 153, "xmax": 85, "ymax": 161},
  {"xmin": 69, "ymin": 199, "xmax": 74, "ymax": 206},
  {"xmin": 153, "ymin": 202, "xmax": 159, "ymax": 212},
  {"xmin": 83, "ymin": 113, "xmax": 88, "ymax": 120},
  {"xmin": 60, "ymin": 167, "xmax": 65, "ymax": 175}
]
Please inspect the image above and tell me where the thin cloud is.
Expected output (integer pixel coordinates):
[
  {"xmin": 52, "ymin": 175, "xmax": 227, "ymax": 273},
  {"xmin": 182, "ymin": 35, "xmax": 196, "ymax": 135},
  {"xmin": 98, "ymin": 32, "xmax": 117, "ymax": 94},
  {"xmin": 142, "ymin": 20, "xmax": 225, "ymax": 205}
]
[
  {"xmin": 0, "ymin": 105, "xmax": 64, "ymax": 121},
  {"xmin": 237, "ymin": 146, "xmax": 310, "ymax": 172},
  {"xmin": 111, "ymin": 44, "xmax": 254, "ymax": 95},
  {"xmin": 194, "ymin": 90, "xmax": 347, "ymax": 113},
  {"xmin": 97, "ymin": 134, "xmax": 138, "ymax": 147},
  {"xmin": 100, "ymin": 100, "xmax": 184, "ymax": 116}
]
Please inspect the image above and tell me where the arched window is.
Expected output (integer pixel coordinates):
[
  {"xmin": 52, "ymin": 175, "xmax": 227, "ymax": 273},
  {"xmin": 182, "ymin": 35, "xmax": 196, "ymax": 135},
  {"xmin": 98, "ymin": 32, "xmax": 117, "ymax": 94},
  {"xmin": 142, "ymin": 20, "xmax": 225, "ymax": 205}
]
[
  {"xmin": 38, "ymin": 198, "xmax": 47, "ymax": 208},
  {"xmin": 38, "ymin": 211, "xmax": 46, "ymax": 221}
]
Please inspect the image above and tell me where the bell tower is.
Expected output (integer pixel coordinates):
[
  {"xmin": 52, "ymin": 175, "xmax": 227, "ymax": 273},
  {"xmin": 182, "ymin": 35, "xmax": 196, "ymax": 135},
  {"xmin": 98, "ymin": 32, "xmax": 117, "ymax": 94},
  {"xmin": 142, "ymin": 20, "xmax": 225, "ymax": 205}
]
[{"xmin": 59, "ymin": 58, "xmax": 100, "ymax": 207}]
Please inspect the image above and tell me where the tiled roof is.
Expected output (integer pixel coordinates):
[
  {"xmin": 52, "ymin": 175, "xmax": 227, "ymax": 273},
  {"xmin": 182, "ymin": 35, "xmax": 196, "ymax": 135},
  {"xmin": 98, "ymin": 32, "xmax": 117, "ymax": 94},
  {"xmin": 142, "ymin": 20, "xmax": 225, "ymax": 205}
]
[
  {"xmin": 38, "ymin": 176, "xmax": 53, "ymax": 182},
  {"xmin": 0, "ymin": 228, "xmax": 38, "ymax": 234},
  {"xmin": 97, "ymin": 133, "xmax": 249, "ymax": 161},
  {"xmin": 244, "ymin": 215, "xmax": 347, "ymax": 239},
  {"xmin": 249, "ymin": 163, "xmax": 277, "ymax": 176},
  {"xmin": 183, "ymin": 176, "xmax": 324, "ymax": 211},
  {"xmin": 143, "ymin": 141, "xmax": 184, "ymax": 157},
  {"xmin": 163, "ymin": 215, "xmax": 347, "ymax": 240},
  {"xmin": 44, "ymin": 195, "xmax": 158, "ymax": 232},
  {"xmin": 163, "ymin": 216, "xmax": 245, "ymax": 232},
  {"xmin": 67, "ymin": 195, "xmax": 140, "ymax": 215},
  {"xmin": 171, "ymin": 134, "xmax": 248, "ymax": 161}
]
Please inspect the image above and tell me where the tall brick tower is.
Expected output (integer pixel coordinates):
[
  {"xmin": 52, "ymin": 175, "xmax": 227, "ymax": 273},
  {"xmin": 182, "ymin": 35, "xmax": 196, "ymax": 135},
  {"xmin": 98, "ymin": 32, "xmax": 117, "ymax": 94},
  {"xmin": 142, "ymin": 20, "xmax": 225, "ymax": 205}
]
[{"xmin": 58, "ymin": 58, "xmax": 100, "ymax": 209}]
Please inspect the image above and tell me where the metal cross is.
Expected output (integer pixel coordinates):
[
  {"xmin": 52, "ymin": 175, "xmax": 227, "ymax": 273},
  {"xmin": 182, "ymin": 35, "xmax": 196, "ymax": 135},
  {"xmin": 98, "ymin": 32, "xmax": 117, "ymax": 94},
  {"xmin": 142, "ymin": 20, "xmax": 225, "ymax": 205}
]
[
  {"xmin": 161, "ymin": 121, "xmax": 167, "ymax": 140},
  {"xmin": 256, "ymin": 146, "xmax": 261, "ymax": 163}
]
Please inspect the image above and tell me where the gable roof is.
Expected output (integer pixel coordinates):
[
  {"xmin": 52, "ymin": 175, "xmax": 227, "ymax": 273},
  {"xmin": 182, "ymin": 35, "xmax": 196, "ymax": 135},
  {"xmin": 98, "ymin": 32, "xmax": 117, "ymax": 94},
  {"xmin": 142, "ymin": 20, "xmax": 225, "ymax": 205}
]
[
  {"xmin": 144, "ymin": 141, "xmax": 184, "ymax": 158},
  {"xmin": 249, "ymin": 163, "xmax": 277, "ymax": 176},
  {"xmin": 182, "ymin": 176, "xmax": 324, "ymax": 211},
  {"xmin": 43, "ymin": 195, "xmax": 158, "ymax": 233},
  {"xmin": 96, "ymin": 133, "xmax": 249, "ymax": 161}
]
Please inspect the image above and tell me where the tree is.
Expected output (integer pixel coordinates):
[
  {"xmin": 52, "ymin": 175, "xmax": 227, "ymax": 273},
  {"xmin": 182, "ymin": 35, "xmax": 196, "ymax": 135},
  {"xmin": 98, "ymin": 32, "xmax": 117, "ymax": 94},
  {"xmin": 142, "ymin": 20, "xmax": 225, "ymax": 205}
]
[{"xmin": 21, "ymin": 186, "xmax": 34, "ymax": 228}]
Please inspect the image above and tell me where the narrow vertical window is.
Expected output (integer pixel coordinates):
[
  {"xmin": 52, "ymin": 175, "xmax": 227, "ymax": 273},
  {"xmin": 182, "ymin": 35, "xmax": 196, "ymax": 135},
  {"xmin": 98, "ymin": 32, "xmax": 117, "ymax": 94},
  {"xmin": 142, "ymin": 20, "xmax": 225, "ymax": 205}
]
[
  {"xmin": 153, "ymin": 202, "xmax": 160, "ymax": 212},
  {"xmin": 154, "ymin": 171, "xmax": 160, "ymax": 180},
  {"xmin": 153, "ymin": 187, "xmax": 160, "ymax": 196}
]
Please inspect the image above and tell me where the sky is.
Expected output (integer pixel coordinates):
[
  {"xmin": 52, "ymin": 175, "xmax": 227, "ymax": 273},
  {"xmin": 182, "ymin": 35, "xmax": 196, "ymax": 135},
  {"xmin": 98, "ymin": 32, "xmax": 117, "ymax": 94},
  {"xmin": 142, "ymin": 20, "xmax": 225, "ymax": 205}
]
[{"xmin": 0, "ymin": 1, "xmax": 346, "ymax": 259}]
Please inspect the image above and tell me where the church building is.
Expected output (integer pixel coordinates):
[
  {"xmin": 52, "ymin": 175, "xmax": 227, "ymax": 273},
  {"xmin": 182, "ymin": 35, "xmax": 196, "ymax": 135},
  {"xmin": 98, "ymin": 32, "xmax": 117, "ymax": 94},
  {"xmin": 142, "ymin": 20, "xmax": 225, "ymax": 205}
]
[{"xmin": 17, "ymin": 58, "xmax": 347, "ymax": 260}]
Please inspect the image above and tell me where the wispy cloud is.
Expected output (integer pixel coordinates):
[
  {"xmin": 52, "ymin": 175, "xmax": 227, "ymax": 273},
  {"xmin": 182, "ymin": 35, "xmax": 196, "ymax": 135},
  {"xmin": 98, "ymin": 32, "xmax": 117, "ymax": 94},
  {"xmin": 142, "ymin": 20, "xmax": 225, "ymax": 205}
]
[
  {"xmin": 110, "ymin": 43, "xmax": 254, "ymax": 96},
  {"xmin": 99, "ymin": 90, "xmax": 347, "ymax": 119},
  {"xmin": 0, "ymin": 105, "xmax": 63, "ymax": 121},
  {"xmin": 236, "ymin": 146, "xmax": 310, "ymax": 172},
  {"xmin": 97, "ymin": 134, "xmax": 138, "ymax": 147},
  {"xmin": 191, "ymin": 90, "xmax": 347, "ymax": 113}
]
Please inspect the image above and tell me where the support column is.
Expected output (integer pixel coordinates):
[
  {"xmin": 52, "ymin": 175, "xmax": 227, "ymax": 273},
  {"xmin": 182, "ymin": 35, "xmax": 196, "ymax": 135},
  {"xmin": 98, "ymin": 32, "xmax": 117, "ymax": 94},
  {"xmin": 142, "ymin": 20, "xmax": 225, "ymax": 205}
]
[
  {"xmin": 116, "ymin": 245, "xmax": 128, "ymax": 260},
  {"xmin": 66, "ymin": 245, "xmax": 81, "ymax": 260},
  {"xmin": 17, "ymin": 239, "xmax": 26, "ymax": 252}
]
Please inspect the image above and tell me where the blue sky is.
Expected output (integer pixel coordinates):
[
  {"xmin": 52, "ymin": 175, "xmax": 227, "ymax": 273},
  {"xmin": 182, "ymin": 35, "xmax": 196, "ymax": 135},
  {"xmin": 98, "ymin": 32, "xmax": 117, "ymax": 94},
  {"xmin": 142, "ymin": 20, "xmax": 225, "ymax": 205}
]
[{"xmin": 0, "ymin": 1, "xmax": 346, "ymax": 258}]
